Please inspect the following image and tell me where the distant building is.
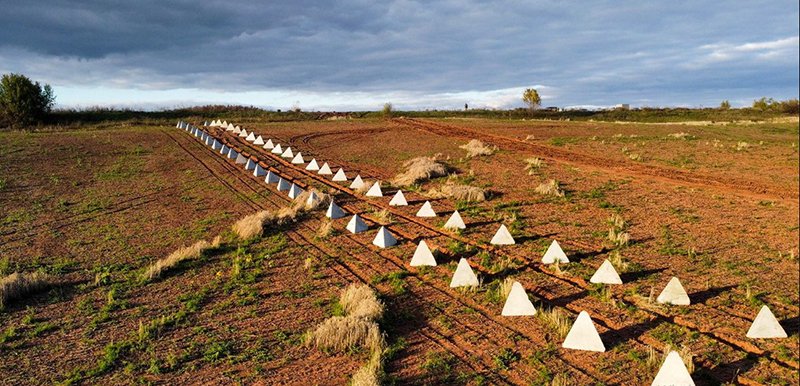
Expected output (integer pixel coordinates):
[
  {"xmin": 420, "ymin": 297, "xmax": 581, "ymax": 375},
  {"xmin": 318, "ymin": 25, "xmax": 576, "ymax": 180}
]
[
  {"xmin": 615, "ymin": 104, "xmax": 630, "ymax": 110},
  {"xmin": 544, "ymin": 106, "xmax": 560, "ymax": 111}
]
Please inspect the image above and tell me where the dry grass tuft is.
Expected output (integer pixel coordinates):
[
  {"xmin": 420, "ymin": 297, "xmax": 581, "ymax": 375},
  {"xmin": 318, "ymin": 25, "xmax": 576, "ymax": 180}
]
[
  {"xmin": 371, "ymin": 208, "xmax": 393, "ymax": 225},
  {"xmin": 317, "ymin": 220, "xmax": 334, "ymax": 239},
  {"xmin": 340, "ymin": 284, "xmax": 385, "ymax": 320},
  {"xmin": 735, "ymin": 141, "xmax": 750, "ymax": 151},
  {"xmin": 499, "ymin": 277, "xmax": 515, "ymax": 298},
  {"xmin": 535, "ymin": 179, "xmax": 565, "ymax": 197},
  {"xmin": 354, "ymin": 180, "xmax": 375, "ymax": 195},
  {"xmin": 392, "ymin": 156, "xmax": 448, "ymax": 186},
  {"xmin": 460, "ymin": 139, "xmax": 496, "ymax": 157},
  {"xmin": 351, "ymin": 350, "xmax": 384, "ymax": 386},
  {"xmin": 538, "ymin": 306, "xmax": 571, "ymax": 339},
  {"xmin": 293, "ymin": 189, "xmax": 331, "ymax": 211},
  {"xmin": 608, "ymin": 250, "xmax": 630, "ymax": 272},
  {"xmin": 551, "ymin": 373, "xmax": 571, "ymax": 386},
  {"xmin": 667, "ymin": 132, "xmax": 693, "ymax": 140},
  {"xmin": 142, "ymin": 240, "xmax": 211, "ymax": 281},
  {"xmin": 524, "ymin": 157, "xmax": 545, "ymax": 174},
  {"xmin": 232, "ymin": 210, "xmax": 274, "ymax": 240},
  {"xmin": 1, "ymin": 271, "xmax": 52, "ymax": 308},
  {"xmin": 607, "ymin": 214, "xmax": 630, "ymax": 247},
  {"xmin": 310, "ymin": 316, "xmax": 384, "ymax": 353},
  {"xmin": 427, "ymin": 180, "xmax": 486, "ymax": 202}
]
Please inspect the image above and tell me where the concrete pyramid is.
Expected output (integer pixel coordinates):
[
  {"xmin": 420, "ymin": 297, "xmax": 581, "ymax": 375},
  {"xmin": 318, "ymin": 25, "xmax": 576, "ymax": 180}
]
[
  {"xmin": 657, "ymin": 277, "xmax": 690, "ymax": 305},
  {"xmin": 542, "ymin": 240, "xmax": 569, "ymax": 264},
  {"xmin": 265, "ymin": 170, "xmax": 279, "ymax": 184},
  {"xmin": 746, "ymin": 305, "xmax": 787, "ymax": 339},
  {"xmin": 226, "ymin": 123, "xmax": 235, "ymax": 131},
  {"xmin": 365, "ymin": 181, "xmax": 383, "ymax": 197},
  {"xmin": 253, "ymin": 136, "xmax": 264, "ymax": 145},
  {"xmin": 349, "ymin": 175, "xmax": 365, "ymax": 189},
  {"xmin": 235, "ymin": 154, "xmax": 248, "ymax": 164},
  {"xmin": 490, "ymin": 224, "xmax": 515, "ymax": 245},
  {"xmin": 389, "ymin": 190, "xmax": 408, "ymax": 206},
  {"xmin": 590, "ymin": 259, "xmax": 622, "ymax": 284},
  {"xmin": 245, "ymin": 132, "xmax": 256, "ymax": 142},
  {"xmin": 220, "ymin": 145, "xmax": 229, "ymax": 155},
  {"xmin": 449, "ymin": 258, "xmax": 479, "ymax": 288},
  {"xmin": 443, "ymin": 210, "xmax": 466, "ymax": 230},
  {"xmin": 562, "ymin": 311, "xmax": 605, "ymax": 352},
  {"xmin": 233, "ymin": 126, "xmax": 241, "ymax": 134},
  {"xmin": 227, "ymin": 149, "xmax": 238, "ymax": 159},
  {"xmin": 651, "ymin": 351, "xmax": 695, "ymax": 386},
  {"xmin": 410, "ymin": 240, "xmax": 437, "ymax": 267},
  {"xmin": 245, "ymin": 158, "xmax": 257, "ymax": 170},
  {"xmin": 502, "ymin": 282, "xmax": 537, "ymax": 316},
  {"xmin": 277, "ymin": 177, "xmax": 290, "ymax": 191},
  {"xmin": 176, "ymin": 121, "xmax": 183, "ymax": 128},
  {"xmin": 306, "ymin": 158, "xmax": 320, "ymax": 171},
  {"xmin": 271, "ymin": 144, "xmax": 283, "ymax": 154},
  {"xmin": 306, "ymin": 191, "xmax": 320, "ymax": 207},
  {"xmin": 281, "ymin": 147, "xmax": 294, "ymax": 158},
  {"xmin": 318, "ymin": 162, "xmax": 333, "ymax": 175},
  {"xmin": 263, "ymin": 139, "xmax": 275, "ymax": 149},
  {"xmin": 212, "ymin": 139, "xmax": 222, "ymax": 150},
  {"xmin": 291, "ymin": 152, "xmax": 305, "ymax": 164},
  {"xmin": 288, "ymin": 183, "xmax": 303, "ymax": 199},
  {"xmin": 239, "ymin": 129, "xmax": 248, "ymax": 138},
  {"xmin": 332, "ymin": 168, "xmax": 348, "ymax": 181},
  {"xmin": 205, "ymin": 136, "xmax": 214, "ymax": 146},
  {"xmin": 346, "ymin": 214, "xmax": 368, "ymax": 234},
  {"xmin": 253, "ymin": 164, "xmax": 267, "ymax": 177},
  {"xmin": 223, "ymin": 120, "xmax": 229, "ymax": 127},
  {"xmin": 326, "ymin": 201, "xmax": 346, "ymax": 219},
  {"xmin": 372, "ymin": 226, "xmax": 397, "ymax": 248},
  {"xmin": 215, "ymin": 120, "xmax": 222, "ymax": 127},
  {"xmin": 416, "ymin": 201, "xmax": 436, "ymax": 217},
  {"xmin": 203, "ymin": 121, "xmax": 209, "ymax": 126}
]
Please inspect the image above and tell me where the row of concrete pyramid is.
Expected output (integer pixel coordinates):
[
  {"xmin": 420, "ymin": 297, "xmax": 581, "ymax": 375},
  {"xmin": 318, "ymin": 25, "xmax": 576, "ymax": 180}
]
[{"xmin": 178, "ymin": 121, "xmax": 787, "ymax": 384}]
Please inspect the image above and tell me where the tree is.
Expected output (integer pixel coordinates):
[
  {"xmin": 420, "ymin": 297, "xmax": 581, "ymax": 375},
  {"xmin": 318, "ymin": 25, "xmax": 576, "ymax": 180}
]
[
  {"xmin": 382, "ymin": 102, "xmax": 393, "ymax": 118},
  {"xmin": 0, "ymin": 73, "xmax": 55, "ymax": 128},
  {"xmin": 719, "ymin": 100, "xmax": 731, "ymax": 110},
  {"xmin": 522, "ymin": 88, "xmax": 541, "ymax": 110}
]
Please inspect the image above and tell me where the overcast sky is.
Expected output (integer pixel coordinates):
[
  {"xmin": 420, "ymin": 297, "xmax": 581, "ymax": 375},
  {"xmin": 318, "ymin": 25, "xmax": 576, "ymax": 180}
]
[{"xmin": 0, "ymin": 1, "xmax": 797, "ymax": 111}]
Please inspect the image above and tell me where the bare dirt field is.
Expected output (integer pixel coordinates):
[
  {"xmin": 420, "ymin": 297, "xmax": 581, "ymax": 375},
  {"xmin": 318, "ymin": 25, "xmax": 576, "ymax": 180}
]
[{"xmin": 1, "ymin": 116, "xmax": 797, "ymax": 385}]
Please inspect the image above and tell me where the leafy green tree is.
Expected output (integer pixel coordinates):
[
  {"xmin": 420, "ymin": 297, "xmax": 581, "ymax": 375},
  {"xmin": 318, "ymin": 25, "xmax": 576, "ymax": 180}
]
[
  {"xmin": 0, "ymin": 73, "xmax": 55, "ymax": 128},
  {"xmin": 522, "ymin": 88, "xmax": 541, "ymax": 110},
  {"xmin": 719, "ymin": 100, "xmax": 730, "ymax": 110}
]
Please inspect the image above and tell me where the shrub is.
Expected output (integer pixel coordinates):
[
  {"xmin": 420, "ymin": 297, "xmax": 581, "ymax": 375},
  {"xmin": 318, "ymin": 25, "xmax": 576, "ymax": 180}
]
[
  {"xmin": 0, "ymin": 73, "xmax": 55, "ymax": 128},
  {"xmin": 392, "ymin": 156, "xmax": 448, "ymax": 186}
]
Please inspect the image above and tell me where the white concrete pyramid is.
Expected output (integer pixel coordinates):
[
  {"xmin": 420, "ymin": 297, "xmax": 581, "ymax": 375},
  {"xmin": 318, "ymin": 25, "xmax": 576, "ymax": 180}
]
[
  {"xmin": 227, "ymin": 149, "xmax": 238, "ymax": 159},
  {"xmin": 223, "ymin": 120, "xmax": 229, "ymax": 127},
  {"xmin": 239, "ymin": 129, "xmax": 248, "ymax": 138},
  {"xmin": 246, "ymin": 132, "xmax": 256, "ymax": 142},
  {"xmin": 349, "ymin": 175, "xmax": 364, "ymax": 189},
  {"xmin": 253, "ymin": 164, "xmax": 267, "ymax": 177},
  {"xmin": 332, "ymin": 168, "xmax": 347, "ymax": 181},
  {"xmin": 490, "ymin": 224, "xmax": 515, "ymax": 245},
  {"xmin": 389, "ymin": 190, "xmax": 408, "ymax": 206},
  {"xmin": 226, "ymin": 123, "xmax": 235, "ymax": 131},
  {"xmin": 176, "ymin": 121, "xmax": 182, "ymax": 128},
  {"xmin": 206, "ymin": 136, "xmax": 214, "ymax": 146},
  {"xmin": 651, "ymin": 351, "xmax": 695, "ymax": 386},
  {"xmin": 253, "ymin": 136, "xmax": 265, "ymax": 145},
  {"xmin": 233, "ymin": 126, "xmax": 242, "ymax": 134},
  {"xmin": 410, "ymin": 240, "xmax": 437, "ymax": 267},
  {"xmin": 365, "ymin": 181, "xmax": 383, "ymax": 197},
  {"xmin": 277, "ymin": 177, "xmax": 290, "ymax": 191},
  {"xmin": 326, "ymin": 201, "xmax": 346, "ymax": 219},
  {"xmin": 657, "ymin": 277, "xmax": 690, "ymax": 305},
  {"xmin": 281, "ymin": 147, "xmax": 294, "ymax": 158},
  {"xmin": 288, "ymin": 183, "xmax": 303, "ymax": 199},
  {"xmin": 235, "ymin": 154, "xmax": 248, "ymax": 165},
  {"xmin": 220, "ymin": 145, "xmax": 229, "ymax": 155},
  {"xmin": 265, "ymin": 170, "xmax": 279, "ymax": 184},
  {"xmin": 244, "ymin": 158, "xmax": 256, "ymax": 170},
  {"xmin": 372, "ymin": 226, "xmax": 397, "ymax": 248},
  {"xmin": 502, "ymin": 282, "xmax": 537, "ymax": 316},
  {"xmin": 263, "ymin": 139, "xmax": 275, "ymax": 149},
  {"xmin": 541, "ymin": 240, "xmax": 569, "ymax": 264},
  {"xmin": 305, "ymin": 191, "xmax": 321, "ymax": 208},
  {"xmin": 291, "ymin": 152, "xmax": 305, "ymax": 164},
  {"xmin": 215, "ymin": 120, "xmax": 222, "ymax": 127},
  {"xmin": 318, "ymin": 162, "xmax": 333, "ymax": 175},
  {"xmin": 562, "ymin": 311, "xmax": 605, "ymax": 352},
  {"xmin": 306, "ymin": 158, "xmax": 320, "ymax": 171},
  {"xmin": 416, "ymin": 201, "xmax": 436, "ymax": 217},
  {"xmin": 449, "ymin": 258, "xmax": 479, "ymax": 287},
  {"xmin": 346, "ymin": 214, "xmax": 368, "ymax": 234},
  {"xmin": 212, "ymin": 139, "xmax": 222, "ymax": 150},
  {"xmin": 443, "ymin": 210, "xmax": 466, "ymax": 230},
  {"xmin": 589, "ymin": 259, "xmax": 622, "ymax": 284},
  {"xmin": 746, "ymin": 305, "xmax": 787, "ymax": 339},
  {"xmin": 271, "ymin": 144, "xmax": 283, "ymax": 154},
  {"xmin": 203, "ymin": 121, "xmax": 209, "ymax": 126}
]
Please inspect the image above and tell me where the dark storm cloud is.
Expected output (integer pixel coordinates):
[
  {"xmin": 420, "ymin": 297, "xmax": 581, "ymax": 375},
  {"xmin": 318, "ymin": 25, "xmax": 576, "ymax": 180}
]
[{"xmin": 0, "ymin": 0, "xmax": 797, "ymax": 108}]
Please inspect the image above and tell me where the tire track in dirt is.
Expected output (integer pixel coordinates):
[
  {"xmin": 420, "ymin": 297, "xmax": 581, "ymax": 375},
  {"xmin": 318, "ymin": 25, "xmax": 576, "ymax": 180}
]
[
  {"xmin": 393, "ymin": 118, "xmax": 797, "ymax": 205},
  {"xmin": 209, "ymin": 124, "xmax": 798, "ymax": 380}
]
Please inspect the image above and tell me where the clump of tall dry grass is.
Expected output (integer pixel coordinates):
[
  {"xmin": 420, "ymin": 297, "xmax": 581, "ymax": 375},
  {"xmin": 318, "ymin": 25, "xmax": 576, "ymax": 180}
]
[
  {"xmin": 607, "ymin": 214, "xmax": 630, "ymax": 247},
  {"xmin": 293, "ymin": 189, "xmax": 331, "ymax": 211},
  {"xmin": 310, "ymin": 315, "xmax": 384, "ymax": 353},
  {"xmin": 524, "ymin": 157, "xmax": 545, "ymax": 174},
  {"xmin": 232, "ymin": 195, "xmax": 328, "ymax": 240},
  {"xmin": 535, "ymin": 179, "xmax": 565, "ymax": 197},
  {"xmin": 667, "ymin": 132, "xmax": 693, "ymax": 140},
  {"xmin": 232, "ymin": 211, "xmax": 273, "ymax": 240},
  {"xmin": 537, "ymin": 306, "xmax": 570, "ymax": 339},
  {"xmin": 460, "ymin": 139, "xmax": 496, "ymax": 157},
  {"xmin": 317, "ymin": 220, "xmax": 334, "ymax": 239},
  {"xmin": 142, "ymin": 240, "xmax": 211, "ymax": 281},
  {"xmin": 427, "ymin": 180, "xmax": 486, "ymax": 202},
  {"xmin": 371, "ymin": 208, "xmax": 393, "ymax": 225},
  {"xmin": 392, "ymin": 156, "xmax": 448, "ymax": 186},
  {"xmin": 354, "ymin": 180, "xmax": 376, "ymax": 195},
  {"xmin": 1, "ymin": 271, "xmax": 52, "ymax": 309},
  {"xmin": 340, "ymin": 284, "xmax": 385, "ymax": 320}
]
